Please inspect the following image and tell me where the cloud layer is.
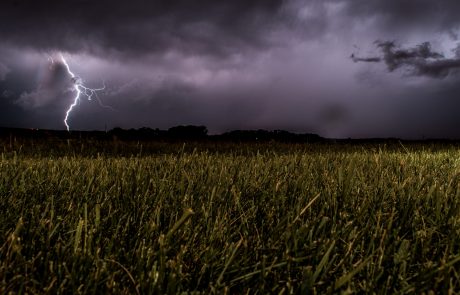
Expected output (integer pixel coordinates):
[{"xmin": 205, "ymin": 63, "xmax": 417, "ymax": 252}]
[
  {"xmin": 0, "ymin": 0, "xmax": 286, "ymax": 58},
  {"xmin": 1, "ymin": 0, "xmax": 460, "ymax": 138},
  {"xmin": 353, "ymin": 41, "xmax": 460, "ymax": 78},
  {"xmin": 0, "ymin": 63, "xmax": 9, "ymax": 81}
]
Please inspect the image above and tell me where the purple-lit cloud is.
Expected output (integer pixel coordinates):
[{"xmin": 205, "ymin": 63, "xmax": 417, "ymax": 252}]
[
  {"xmin": 353, "ymin": 41, "xmax": 460, "ymax": 78},
  {"xmin": 0, "ymin": 62, "xmax": 9, "ymax": 81},
  {"xmin": 1, "ymin": 0, "xmax": 460, "ymax": 138}
]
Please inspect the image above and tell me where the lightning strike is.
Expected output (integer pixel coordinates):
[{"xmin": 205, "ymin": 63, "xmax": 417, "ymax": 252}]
[{"xmin": 59, "ymin": 54, "xmax": 112, "ymax": 131}]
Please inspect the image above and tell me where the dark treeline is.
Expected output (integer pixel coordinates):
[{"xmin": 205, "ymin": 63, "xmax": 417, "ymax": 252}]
[
  {"xmin": 2, "ymin": 126, "xmax": 460, "ymax": 157},
  {"xmin": 0, "ymin": 126, "xmax": 323, "ymax": 143},
  {"xmin": 2, "ymin": 125, "xmax": 460, "ymax": 145}
]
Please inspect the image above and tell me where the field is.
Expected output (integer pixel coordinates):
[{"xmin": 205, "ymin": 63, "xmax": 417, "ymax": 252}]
[{"xmin": 2, "ymin": 138, "xmax": 460, "ymax": 293}]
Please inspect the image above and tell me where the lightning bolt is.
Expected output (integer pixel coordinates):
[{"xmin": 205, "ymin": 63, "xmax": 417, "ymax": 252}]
[{"xmin": 59, "ymin": 54, "xmax": 112, "ymax": 131}]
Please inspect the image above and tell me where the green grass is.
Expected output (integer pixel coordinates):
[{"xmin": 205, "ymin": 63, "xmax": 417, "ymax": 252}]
[{"xmin": 2, "ymin": 140, "xmax": 460, "ymax": 293}]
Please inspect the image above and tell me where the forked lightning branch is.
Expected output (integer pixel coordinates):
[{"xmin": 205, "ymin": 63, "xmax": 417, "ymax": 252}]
[{"xmin": 59, "ymin": 54, "xmax": 108, "ymax": 131}]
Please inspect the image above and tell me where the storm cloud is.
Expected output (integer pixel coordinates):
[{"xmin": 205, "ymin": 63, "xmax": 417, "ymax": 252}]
[
  {"xmin": 1, "ymin": 0, "xmax": 460, "ymax": 138},
  {"xmin": 351, "ymin": 55, "xmax": 381, "ymax": 63},
  {"xmin": 343, "ymin": 0, "xmax": 460, "ymax": 31},
  {"xmin": 353, "ymin": 41, "xmax": 460, "ymax": 78},
  {"xmin": 0, "ymin": 63, "xmax": 9, "ymax": 81},
  {"xmin": 0, "ymin": 0, "xmax": 287, "ymax": 58}
]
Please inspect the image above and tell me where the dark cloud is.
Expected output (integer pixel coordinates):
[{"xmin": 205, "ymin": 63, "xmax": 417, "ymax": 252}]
[
  {"xmin": 342, "ymin": 0, "xmax": 460, "ymax": 31},
  {"xmin": 2, "ymin": 0, "xmax": 460, "ymax": 138},
  {"xmin": 0, "ymin": 0, "xmax": 286, "ymax": 59},
  {"xmin": 2, "ymin": 90, "xmax": 13, "ymax": 98},
  {"xmin": 351, "ymin": 54, "xmax": 381, "ymax": 63},
  {"xmin": 0, "ymin": 62, "xmax": 9, "ymax": 80},
  {"xmin": 353, "ymin": 41, "xmax": 460, "ymax": 78}
]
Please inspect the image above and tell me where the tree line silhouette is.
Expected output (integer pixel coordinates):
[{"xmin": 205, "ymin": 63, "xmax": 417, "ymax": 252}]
[{"xmin": 0, "ymin": 125, "xmax": 323, "ymax": 143}]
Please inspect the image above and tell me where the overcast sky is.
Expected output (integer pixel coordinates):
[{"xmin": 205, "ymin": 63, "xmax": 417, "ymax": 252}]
[{"xmin": 1, "ymin": 0, "xmax": 460, "ymax": 138}]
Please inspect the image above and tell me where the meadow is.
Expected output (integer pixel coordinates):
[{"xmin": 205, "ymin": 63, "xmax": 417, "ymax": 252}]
[{"xmin": 1, "ymin": 138, "xmax": 460, "ymax": 293}]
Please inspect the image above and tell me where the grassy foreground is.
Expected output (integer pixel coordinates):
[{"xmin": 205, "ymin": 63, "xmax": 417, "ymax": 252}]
[{"xmin": 1, "ymin": 141, "xmax": 460, "ymax": 293}]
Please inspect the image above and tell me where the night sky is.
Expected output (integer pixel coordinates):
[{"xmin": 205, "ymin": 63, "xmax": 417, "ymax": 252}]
[{"xmin": 1, "ymin": 0, "xmax": 460, "ymax": 138}]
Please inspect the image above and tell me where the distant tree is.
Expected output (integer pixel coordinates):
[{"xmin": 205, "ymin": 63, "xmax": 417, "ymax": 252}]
[{"xmin": 167, "ymin": 125, "xmax": 208, "ymax": 139}]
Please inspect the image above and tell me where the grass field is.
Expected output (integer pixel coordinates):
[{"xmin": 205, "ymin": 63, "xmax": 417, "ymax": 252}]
[{"xmin": 1, "ymin": 139, "xmax": 460, "ymax": 293}]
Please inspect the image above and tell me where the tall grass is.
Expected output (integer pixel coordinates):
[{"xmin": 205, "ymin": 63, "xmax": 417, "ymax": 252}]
[{"xmin": 1, "ymin": 141, "xmax": 460, "ymax": 293}]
